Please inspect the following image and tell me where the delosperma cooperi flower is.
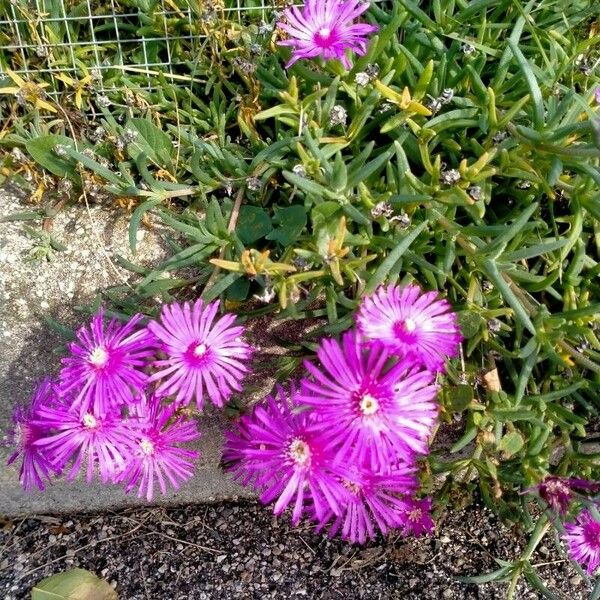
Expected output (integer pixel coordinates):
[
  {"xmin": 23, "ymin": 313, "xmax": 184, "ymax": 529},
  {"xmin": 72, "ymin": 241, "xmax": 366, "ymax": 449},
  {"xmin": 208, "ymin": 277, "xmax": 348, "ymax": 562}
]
[
  {"xmin": 148, "ymin": 299, "xmax": 253, "ymax": 410},
  {"xmin": 6, "ymin": 379, "xmax": 61, "ymax": 491},
  {"xmin": 59, "ymin": 309, "xmax": 155, "ymax": 415},
  {"xmin": 224, "ymin": 386, "xmax": 352, "ymax": 526},
  {"xmin": 355, "ymin": 284, "xmax": 462, "ymax": 373},
  {"xmin": 277, "ymin": 0, "xmax": 378, "ymax": 69},
  {"xmin": 117, "ymin": 394, "xmax": 199, "ymax": 501},
  {"xmin": 32, "ymin": 399, "xmax": 135, "ymax": 484},
  {"xmin": 527, "ymin": 476, "xmax": 600, "ymax": 515},
  {"xmin": 315, "ymin": 465, "xmax": 418, "ymax": 544},
  {"xmin": 563, "ymin": 506, "xmax": 600, "ymax": 575},
  {"xmin": 397, "ymin": 496, "xmax": 435, "ymax": 537},
  {"xmin": 300, "ymin": 330, "xmax": 439, "ymax": 472}
]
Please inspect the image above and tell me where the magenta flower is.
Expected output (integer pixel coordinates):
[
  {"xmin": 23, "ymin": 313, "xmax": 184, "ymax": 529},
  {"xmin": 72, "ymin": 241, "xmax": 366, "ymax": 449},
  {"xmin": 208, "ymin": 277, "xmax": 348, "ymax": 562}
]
[
  {"xmin": 527, "ymin": 476, "xmax": 600, "ymax": 515},
  {"xmin": 224, "ymin": 386, "xmax": 351, "ymax": 526},
  {"xmin": 315, "ymin": 465, "xmax": 418, "ymax": 544},
  {"xmin": 564, "ymin": 506, "xmax": 600, "ymax": 575},
  {"xmin": 60, "ymin": 309, "xmax": 155, "ymax": 415},
  {"xmin": 148, "ymin": 300, "xmax": 253, "ymax": 410},
  {"xmin": 356, "ymin": 284, "xmax": 462, "ymax": 373},
  {"xmin": 32, "ymin": 399, "xmax": 135, "ymax": 484},
  {"xmin": 6, "ymin": 379, "xmax": 61, "ymax": 491},
  {"xmin": 595, "ymin": 87, "xmax": 600, "ymax": 104},
  {"xmin": 222, "ymin": 414, "xmax": 255, "ymax": 487},
  {"xmin": 300, "ymin": 330, "xmax": 439, "ymax": 472},
  {"xmin": 117, "ymin": 395, "xmax": 199, "ymax": 501},
  {"xmin": 277, "ymin": 0, "xmax": 378, "ymax": 69},
  {"xmin": 397, "ymin": 496, "xmax": 435, "ymax": 537}
]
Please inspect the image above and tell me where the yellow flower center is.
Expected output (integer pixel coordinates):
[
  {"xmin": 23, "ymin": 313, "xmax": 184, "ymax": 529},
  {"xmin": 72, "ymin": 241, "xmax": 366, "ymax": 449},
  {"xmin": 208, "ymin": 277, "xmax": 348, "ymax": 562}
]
[
  {"xmin": 360, "ymin": 394, "xmax": 379, "ymax": 415},
  {"xmin": 404, "ymin": 317, "xmax": 417, "ymax": 332},
  {"xmin": 139, "ymin": 439, "xmax": 155, "ymax": 456},
  {"xmin": 289, "ymin": 438, "xmax": 311, "ymax": 466}
]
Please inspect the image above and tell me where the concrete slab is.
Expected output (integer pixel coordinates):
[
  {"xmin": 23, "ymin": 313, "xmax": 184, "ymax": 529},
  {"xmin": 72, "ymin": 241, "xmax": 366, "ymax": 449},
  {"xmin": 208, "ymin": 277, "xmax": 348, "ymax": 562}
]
[{"xmin": 0, "ymin": 186, "xmax": 280, "ymax": 516}]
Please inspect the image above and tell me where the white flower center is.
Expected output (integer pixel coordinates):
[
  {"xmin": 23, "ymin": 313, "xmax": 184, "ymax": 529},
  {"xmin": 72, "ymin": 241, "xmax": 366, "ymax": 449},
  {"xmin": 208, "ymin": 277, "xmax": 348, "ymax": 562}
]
[
  {"xmin": 343, "ymin": 479, "xmax": 361, "ymax": 494},
  {"xmin": 318, "ymin": 27, "xmax": 331, "ymax": 38},
  {"xmin": 82, "ymin": 413, "xmax": 98, "ymax": 429},
  {"xmin": 288, "ymin": 438, "xmax": 311, "ymax": 466},
  {"xmin": 89, "ymin": 346, "xmax": 109, "ymax": 367},
  {"xmin": 193, "ymin": 343, "xmax": 207, "ymax": 357},
  {"xmin": 404, "ymin": 317, "xmax": 417, "ymax": 332},
  {"xmin": 360, "ymin": 394, "xmax": 379, "ymax": 415},
  {"xmin": 139, "ymin": 438, "xmax": 155, "ymax": 456},
  {"xmin": 408, "ymin": 508, "xmax": 422, "ymax": 522}
]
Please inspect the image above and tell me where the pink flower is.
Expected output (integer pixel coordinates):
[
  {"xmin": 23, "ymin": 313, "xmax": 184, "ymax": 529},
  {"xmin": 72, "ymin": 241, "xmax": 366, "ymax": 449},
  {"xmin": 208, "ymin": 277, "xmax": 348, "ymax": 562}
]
[
  {"xmin": 527, "ymin": 476, "xmax": 600, "ymax": 515},
  {"xmin": 117, "ymin": 395, "xmax": 199, "ymax": 501},
  {"xmin": 300, "ymin": 330, "xmax": 439, "ymax": 472},
  {"xmin": 564, "ymin": 506, "xmax": 600, "ymax": 575},
  {"xmin": 32, "ymin": 399, "xmax": 135, "ymax": 484},
  {"xmin": 595, "ymin": 87, "xmax": 600, "ymax": 104},
  {"xmin": 315, "ymin": 465, "xmax": 418, "ymax": 544},
  {"xmin": 148, "ymin": 300, "xmax": 253, "ymax": 409},
  {"xmin": 277, "ymin": 0, "xmax": 378, "ymax": 69},
  {"xmin": 5, "ymin": 379, "xmax": 61, "ymax": 490},
  {"xmin": 397, "ymin": 496, "xmax": 435, "ymax": 537},
  {"xmin": 356, "ymin": 284, "xmax": 462, "ymax": 373},
  {"xmin": 224, "ymin": 386, "xmax": 351, "ymax": 526},
  {"xmin": 60, "ymin": 309, "xmax": 155, "ymax": 415}
]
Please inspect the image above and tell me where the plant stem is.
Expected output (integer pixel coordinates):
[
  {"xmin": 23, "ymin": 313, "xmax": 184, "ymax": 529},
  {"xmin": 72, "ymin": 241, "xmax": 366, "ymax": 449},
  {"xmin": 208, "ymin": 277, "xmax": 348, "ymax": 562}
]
[
  {"xmin": 506, "ymin": 514, "xmax": 551, "ymax": 600},
  {"xmin": 204, "ymin": 186, "xmax": 245, "ymax": 293}
]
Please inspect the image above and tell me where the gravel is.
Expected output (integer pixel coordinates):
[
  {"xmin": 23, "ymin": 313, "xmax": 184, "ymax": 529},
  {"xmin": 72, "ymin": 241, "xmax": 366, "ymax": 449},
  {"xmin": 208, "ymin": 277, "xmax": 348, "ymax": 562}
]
[{"xmin": 0, "ymin": 501, "xmax": 590, "ymax": 599}]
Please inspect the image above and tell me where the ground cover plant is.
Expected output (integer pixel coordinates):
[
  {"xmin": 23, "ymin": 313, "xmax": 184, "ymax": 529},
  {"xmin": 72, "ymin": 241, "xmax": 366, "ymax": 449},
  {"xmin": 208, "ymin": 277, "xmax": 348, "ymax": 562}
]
[{"xmin": 1, "ymin": 0, "xmax": 600, "ymax": 597}]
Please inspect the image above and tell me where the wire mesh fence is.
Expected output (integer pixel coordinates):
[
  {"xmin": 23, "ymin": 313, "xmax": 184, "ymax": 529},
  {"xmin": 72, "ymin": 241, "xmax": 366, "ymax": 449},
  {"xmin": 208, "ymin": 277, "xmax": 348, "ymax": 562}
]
[{"xmin": 0, "ymin": 0, "xmax": 283, "ymax": 100}]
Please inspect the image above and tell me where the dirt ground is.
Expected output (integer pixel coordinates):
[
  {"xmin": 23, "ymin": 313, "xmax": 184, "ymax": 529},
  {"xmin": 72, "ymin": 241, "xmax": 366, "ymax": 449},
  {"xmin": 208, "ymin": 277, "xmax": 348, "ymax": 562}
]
[{"xmin": 0, "ymin": 501, "xmax": 589, "ymax": 600}]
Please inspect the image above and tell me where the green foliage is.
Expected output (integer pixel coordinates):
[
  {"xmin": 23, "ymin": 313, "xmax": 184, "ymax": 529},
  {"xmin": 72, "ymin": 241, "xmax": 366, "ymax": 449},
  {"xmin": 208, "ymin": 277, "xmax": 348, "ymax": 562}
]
[{"xmin": 1, "ymin": 0, "xmax": 600, "ymax": 595}]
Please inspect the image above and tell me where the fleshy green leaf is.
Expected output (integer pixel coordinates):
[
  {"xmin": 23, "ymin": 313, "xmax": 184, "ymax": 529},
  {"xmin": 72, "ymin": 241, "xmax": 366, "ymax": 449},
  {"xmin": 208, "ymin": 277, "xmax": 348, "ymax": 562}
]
[
  {"xmin": 25, "ymin": 135, "xmax": 77, "ymax": 178},
  {"xmin": 266, "ymin": 205, "xmax": 307, "ymax": 247},
  {"xmin": 31, "ymin": 568, "xmax": 118, "ymax": 600},
  {"xmin": 236, "ymin": 206, "xmax": 272, "ymax": 245}
]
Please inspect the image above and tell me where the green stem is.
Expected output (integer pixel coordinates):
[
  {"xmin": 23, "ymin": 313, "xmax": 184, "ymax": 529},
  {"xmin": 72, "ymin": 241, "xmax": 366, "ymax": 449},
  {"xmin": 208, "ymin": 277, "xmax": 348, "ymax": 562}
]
[
  {"xmin": 522, "ymin": 514, "xmax": 551, "ymax": 561},
  {"xmin": 506, "ymin": 565, "xmax": 522, "ymax": 600},
  {"xmin": 507, "ymin": 515, "xmax": 551, "ymax": 600}
]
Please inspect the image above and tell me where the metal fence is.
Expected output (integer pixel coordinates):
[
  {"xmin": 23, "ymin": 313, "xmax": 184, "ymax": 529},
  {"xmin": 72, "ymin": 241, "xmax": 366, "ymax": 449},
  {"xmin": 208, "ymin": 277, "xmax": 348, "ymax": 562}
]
[{"xmin": 0, "ymin": 0, "xmax": 280, "ymax": 98}]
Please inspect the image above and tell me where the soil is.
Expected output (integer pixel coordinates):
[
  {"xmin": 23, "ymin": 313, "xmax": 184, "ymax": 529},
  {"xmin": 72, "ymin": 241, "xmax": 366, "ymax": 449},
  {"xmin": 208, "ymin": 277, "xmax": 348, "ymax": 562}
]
[{"xmin": 0, "ymin": 501, "xmax": 590, "ymax": 600}]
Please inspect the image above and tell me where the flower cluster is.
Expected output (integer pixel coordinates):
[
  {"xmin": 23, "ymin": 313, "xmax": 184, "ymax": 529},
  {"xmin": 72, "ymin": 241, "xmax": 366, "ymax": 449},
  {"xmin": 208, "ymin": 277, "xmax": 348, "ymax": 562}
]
[
  {"xmin": 6, "ymin": 301, "xmax": 252, "ymax": 500},
  {"xmin": 225, "ymin": 284, "xmax": 462, "ymax": 543}
]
